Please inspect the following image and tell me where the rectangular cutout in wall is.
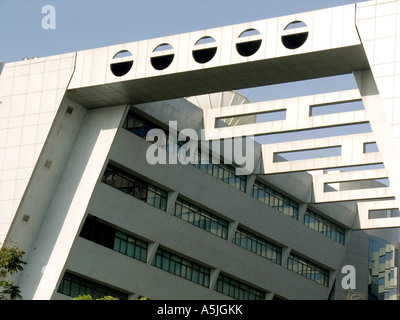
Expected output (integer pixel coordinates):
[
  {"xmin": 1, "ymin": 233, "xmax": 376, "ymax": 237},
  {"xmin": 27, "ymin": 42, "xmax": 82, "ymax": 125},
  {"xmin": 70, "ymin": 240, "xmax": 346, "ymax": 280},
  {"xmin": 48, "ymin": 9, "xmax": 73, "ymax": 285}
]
[
  {"xmin": 256, "ymin": 109, "xmax": 286, "ymax": 123},
  {"xmin": 324, "ymin": 178, "xmax": 390, "ymax": 192},
  {"xmin": 215, "ymin": 109, "xmax": 286, "ymax": 128},
  {"xmin": 310, "ymin": 100, "xmax": 364, "ymax": 116},
  {"xmin": 239, "ymin": 74, "xmax": 358, "ymax": 102},
  {"xmin": 363, "ymin": 142, "xmax": 379, "ymax": 153},
  {"xmin": 324, "ymin": 163, "xmax": 385, "ymax": 172},
  {"xmin": 368, "ymin": 208, "xmax": 400, "ymax": 219},
  {"xmin": 255, "ymin": 122, "xmax": 371, "ymax": 145},
  {"xmin": 273, "ymin": 146, "xmax": 341, "ymax": 162}
]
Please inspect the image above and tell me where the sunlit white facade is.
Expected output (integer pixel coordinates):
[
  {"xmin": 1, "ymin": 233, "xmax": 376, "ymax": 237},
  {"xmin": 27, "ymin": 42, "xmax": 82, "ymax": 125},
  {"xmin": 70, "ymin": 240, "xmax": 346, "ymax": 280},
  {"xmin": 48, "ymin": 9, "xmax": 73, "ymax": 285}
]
[{"xmin": 0, "ymin": 0, "xmax": 400, "ymax": 300}]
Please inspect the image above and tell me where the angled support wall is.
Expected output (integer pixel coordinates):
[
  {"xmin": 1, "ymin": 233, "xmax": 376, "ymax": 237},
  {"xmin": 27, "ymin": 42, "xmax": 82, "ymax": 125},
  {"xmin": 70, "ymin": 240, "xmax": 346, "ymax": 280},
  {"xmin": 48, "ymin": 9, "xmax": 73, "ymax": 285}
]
[{"xmin": 12, "ymin": 104, "xmax": 127, "ymax": 299}]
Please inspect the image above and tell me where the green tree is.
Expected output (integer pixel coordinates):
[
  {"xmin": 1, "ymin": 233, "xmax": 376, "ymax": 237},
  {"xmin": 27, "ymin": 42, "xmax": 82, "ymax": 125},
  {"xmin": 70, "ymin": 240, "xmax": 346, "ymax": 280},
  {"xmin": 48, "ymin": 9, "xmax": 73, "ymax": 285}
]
[
  {"xmin": 72, "ymin": 295, "xmax": 94, "ymax": 300},
  {"xmin": 0, "ymin": 242, "xmax": 26, "ymax": 300}
]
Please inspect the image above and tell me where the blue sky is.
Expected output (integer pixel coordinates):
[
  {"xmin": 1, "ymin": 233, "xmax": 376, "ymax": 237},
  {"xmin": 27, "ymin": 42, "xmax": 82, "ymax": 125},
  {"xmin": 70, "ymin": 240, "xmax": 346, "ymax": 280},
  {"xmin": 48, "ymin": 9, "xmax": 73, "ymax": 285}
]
[
  {"xmin": 0, "ymin": 0, "xmax": 369, "ymax": 101},
  {"xmin": 1, "ymin": 0, "xmax": 368, "ymax": 64}
]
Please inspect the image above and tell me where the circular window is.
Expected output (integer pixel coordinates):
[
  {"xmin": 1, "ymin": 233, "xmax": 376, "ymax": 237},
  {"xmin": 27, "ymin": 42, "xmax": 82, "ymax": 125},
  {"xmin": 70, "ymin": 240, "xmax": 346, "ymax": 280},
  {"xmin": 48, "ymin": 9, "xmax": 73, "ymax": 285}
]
[
  {"xmin": 281, "ymin": 21, "xmax": 309, "ymax": 49},
  {"xmin": 236, "ymin": 29, "xmax": 262, "ymax": 57},
  {"xmin": 192, "ymin": 36, "xmax": 217, "ymax": 64},
  {"xmin": 151, "ymin": 43, "xmax": 175, "ymax": 71},
  {"xmin": 110, "ymin": 50, "xmax": 133, "ymax": 77}
]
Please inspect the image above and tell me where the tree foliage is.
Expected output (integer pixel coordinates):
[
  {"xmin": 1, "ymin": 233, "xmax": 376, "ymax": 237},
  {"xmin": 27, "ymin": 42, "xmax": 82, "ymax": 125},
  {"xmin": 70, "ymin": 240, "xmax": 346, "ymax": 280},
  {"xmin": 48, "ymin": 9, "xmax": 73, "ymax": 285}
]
[
  {"xmin": 72, "ymin": 294, "xmax": 149, "ymax": 300},
  {"xmin": 72, "ymin": 294, "xmax": 94, "ymax": 300},
  {"xmin": 72, "ymin": 295, "xmax": 120, "ymax": 300},
  {"xmin": 0, "ymin": 242, "xmax": 26, "ymax": 300}
]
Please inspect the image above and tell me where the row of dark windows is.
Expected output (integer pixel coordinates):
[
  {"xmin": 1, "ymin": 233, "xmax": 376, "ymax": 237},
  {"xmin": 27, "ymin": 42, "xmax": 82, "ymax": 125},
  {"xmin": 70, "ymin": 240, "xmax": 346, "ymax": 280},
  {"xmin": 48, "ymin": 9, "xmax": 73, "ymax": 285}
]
[
  {"xmin": 233, "ymin": 227, "xmax": 282, "ymax": 264},
  {"xmin": 287, "ymin": 253, "xmax": 329, "ymax": 287},
  {"xmin": 122, "ymin": 111, "xmax": 246, "ymax": 192},
  {"xmin": 101, "ymin": 163, "xmax": 168, "ymax": 211},
  {"xmin": 175, "ymin": 197, "xmax": 284, "ymax": 267},
  {"xmin": 78, "ymin": 216, "xmax": 265, "ymax": 299},
  {"xmin": 151, "ymin": 246, "xmax": 267, "ymax": 299},
  {"xmin": 100, "ymin": 164, "xmax": 339, "ymax": 288},
  {"xmin": 79, "ymin": 212, "xmax": 329, "ymax": 298},
  {"xmin": 151, "ymin": 248, "xmax": 211, "ymax": 288},
  {"xmin": 58, "ymin": 268, "xmax": 266, "ymax": 301},
  {"xmin": 252, "ymin": 180, "xmax": 345, "ymax": 245},
  {"xmin": 303, "ymin": 209, "xmax": 345, "ymax": 245},
  {"xmin": 252, "ymin": 180, "xmax": 299, "ymax": 219},
  {"xmin": 58, "ymin": 249, "xmax": 330, "ymax": 299},
  {"xmin": 174, "ymin": 197, "xmax": 229, "ymax": 239},
  {"xmin": 215, "ymin": 273, "xmax": 266, "ymax": 300},
  {"xmin": 116, "ymin": 112, "xmax": 344, "ymax": 287},
  {"xmin": 80, "ymin": 216, "xmax": 148, "ymax": 263},
  {"xmin": 57, "ymin": 271, "xmax": 129, "ymax": 300},
  {"xmin": 100, "ymin": 164, "xmax": 284, "ymax": 266},
  {"xmin": 122, "ymin": 111, "xmax": 345, "ymax": 247},
  {"xmin": 192, "ymin": 159, "xmax": 246, "ymax": 192}
]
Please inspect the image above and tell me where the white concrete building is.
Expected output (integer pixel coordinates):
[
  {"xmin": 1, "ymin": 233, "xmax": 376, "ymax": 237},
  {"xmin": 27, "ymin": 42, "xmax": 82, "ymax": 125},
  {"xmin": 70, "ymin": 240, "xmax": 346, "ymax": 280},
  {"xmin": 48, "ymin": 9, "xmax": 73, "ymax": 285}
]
[{"xmin": 0, "ymin": 0, "xmax": 400, "ymax": 300}]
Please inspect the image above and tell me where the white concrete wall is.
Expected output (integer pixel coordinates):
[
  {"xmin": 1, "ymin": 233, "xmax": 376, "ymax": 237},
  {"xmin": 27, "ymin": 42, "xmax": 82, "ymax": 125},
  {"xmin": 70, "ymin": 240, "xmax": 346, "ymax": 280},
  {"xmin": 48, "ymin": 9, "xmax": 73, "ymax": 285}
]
[
  {"xmin": 66, "ymin": 4, "xmax": 365, "ymax": 107},
  {"xmin": 0, "ymin": 53, "xmax": 76, "ymax": 244},
  {"xmin": 355, "ymin": 0, "xmax": 400, "ymax": 226},
  {"xmin": 11, "ymin": 103, "xmax": 127, "ymax": 299}
]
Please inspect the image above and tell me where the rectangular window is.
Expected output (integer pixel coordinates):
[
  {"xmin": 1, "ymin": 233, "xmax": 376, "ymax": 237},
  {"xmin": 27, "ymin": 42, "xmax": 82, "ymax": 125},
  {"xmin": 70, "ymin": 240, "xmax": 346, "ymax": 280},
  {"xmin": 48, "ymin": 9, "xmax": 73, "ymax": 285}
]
[
  {"xmin": 101, "ymin": 163, "xmax": 168, "ymax": 211},
  {"xmin": 303, "ymin": 209, "xmax": 345, "ymax": 245},
  {"xmin": 286, "ymin": 253, "xmax": 329, "ymax": 287},
  {"xmin": 80, "ymin": 216, "xmax": 148, "ymax": 263},
  {"xmin": 113, "ymin": 231, "xmax": 148, "ymax": 262},
  {"xmin": 214, "ymin": 273, "xmax": 265, "ymax": 300},
  {"xmin": 151, "ymin": 248, "xmax": 210, "ymax": 288},
  {"xmin": 368, "ymin": 208, "xmax": 400, "ymax": 219},
  {"xmin": 174, "ymin": 198, "xmax": 229, "ymax": 239},
  {"xmin": 57, "ymin": 272, "xmax": 128, "ymax": 300},
  {"xmin": 122, "ymin": 111, "xmax": 154, "ymax": 138},
  {"xmin": 192, "ymin": 159, "xmax": 247, "ymax": 192},
  {"xmin": 324, "ymin": 178, "xmax": 389, "ymax": 193},
  {"xmin": 252, "ymin": 180, "xmax": 298, "ymax": 219},
  {"xmin": 232, "ymin": 227, "xmax": 282, "ymax": 264}
]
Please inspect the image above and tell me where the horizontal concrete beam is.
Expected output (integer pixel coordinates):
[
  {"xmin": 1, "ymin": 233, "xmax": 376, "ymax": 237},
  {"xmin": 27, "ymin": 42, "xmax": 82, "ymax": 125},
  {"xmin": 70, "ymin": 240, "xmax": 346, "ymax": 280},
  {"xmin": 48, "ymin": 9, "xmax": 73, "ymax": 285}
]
[
  {"xmin": 355, "ymin": 200, "xmax": 400, "ymax": 229},
  {"xmin": 312, "ymin": 169, "xmax": 393, "ymax": 203},
  {"xmin": 262, "ymin": 132, "xmax": 381, "ymax": 174},
  {"xmin": 66, "ymin": 4, "xmax": 368, "ymax": 107},
  {"xmin": 203, "ymin": 89, "xmax": 365, "ymax": 140}
]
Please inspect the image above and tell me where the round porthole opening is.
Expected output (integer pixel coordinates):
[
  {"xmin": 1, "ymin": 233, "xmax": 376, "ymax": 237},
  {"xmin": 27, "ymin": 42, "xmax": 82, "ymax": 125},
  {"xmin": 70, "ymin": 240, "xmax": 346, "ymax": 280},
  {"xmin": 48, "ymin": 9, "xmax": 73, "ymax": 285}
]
[
  {"xmin": 192, "ymin": 36, "xmax": 217, "ymax": 64},
  {"xmin": 281, "ymin": 21, "xmax": 309, "ymax": 50},
  {"xmin": 236, "ymin": 29, "xmax": 262, "ymax": 57},
  {"xmin": 151, "ymin": 43, "xmax": 175, "ymax": 71},
  {"xmin": 110, "ymin": 50, "xmax": 133, "ymax": 77}
]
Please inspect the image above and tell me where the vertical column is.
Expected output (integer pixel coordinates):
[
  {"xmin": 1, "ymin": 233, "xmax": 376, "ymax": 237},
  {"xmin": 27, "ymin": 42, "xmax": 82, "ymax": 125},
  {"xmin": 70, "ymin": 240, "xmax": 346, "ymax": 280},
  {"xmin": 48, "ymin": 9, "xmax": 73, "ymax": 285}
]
[
  {"xmin": 227, "ymin": 221, "xmax": 239, "ymax": 243},
  {"xmin": 355, "ymin": 70, "xmax": 400, "ymax": 212},
  {"xmin": 297, "ymin": 203, "xmax": 308, "ymax": 222},
  {"xmin": 146, "ymin": 242, "xmax": 159, "ymax": 265},
  {"xmin": 209, "ymin": 269, "xmax": 221, "ymax": 294},
  {"xmin": 166, "ymin": 191, "xmax": 179, "ymax": 214}
]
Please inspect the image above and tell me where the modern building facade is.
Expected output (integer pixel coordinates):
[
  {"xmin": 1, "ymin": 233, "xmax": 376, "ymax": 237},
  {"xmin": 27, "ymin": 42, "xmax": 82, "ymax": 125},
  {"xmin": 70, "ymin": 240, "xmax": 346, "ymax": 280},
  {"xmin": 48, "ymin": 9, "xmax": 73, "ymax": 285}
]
[{"xmin": 0, "ymin": 0, "xmax": 400, "ymax": 300}]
